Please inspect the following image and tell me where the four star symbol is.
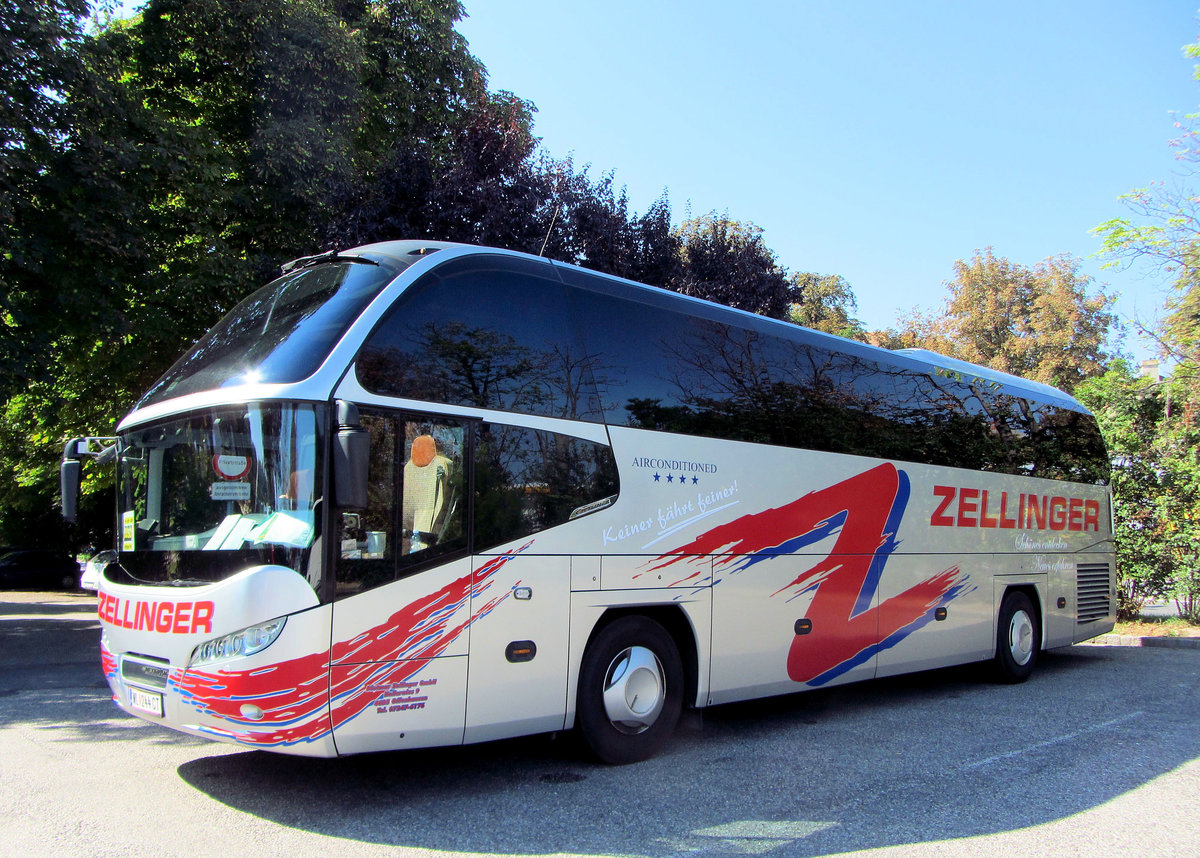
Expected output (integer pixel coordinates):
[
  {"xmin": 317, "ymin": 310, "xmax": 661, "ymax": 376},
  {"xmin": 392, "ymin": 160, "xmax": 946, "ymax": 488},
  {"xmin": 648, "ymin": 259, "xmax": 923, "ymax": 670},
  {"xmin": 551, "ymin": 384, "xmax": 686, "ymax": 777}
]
[{"xmin": 653, "ymin": 473, "xmax": 701, "ymax": 485}]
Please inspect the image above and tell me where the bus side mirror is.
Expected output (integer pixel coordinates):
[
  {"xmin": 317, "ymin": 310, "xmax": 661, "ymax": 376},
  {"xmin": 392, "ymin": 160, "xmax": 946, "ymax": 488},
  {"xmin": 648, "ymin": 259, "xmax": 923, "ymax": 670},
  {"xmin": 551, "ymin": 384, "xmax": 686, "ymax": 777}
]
[
  {"xmin": 61, "ymin": 446, "xmax": 83, "ymax": 523},
  {"xmin": 60, "ymin": 437, "xmax": 116, "ymax": 524},
  {"xmin": 334, "ymin": 401, "xmax": 369, "ymax": 509}
]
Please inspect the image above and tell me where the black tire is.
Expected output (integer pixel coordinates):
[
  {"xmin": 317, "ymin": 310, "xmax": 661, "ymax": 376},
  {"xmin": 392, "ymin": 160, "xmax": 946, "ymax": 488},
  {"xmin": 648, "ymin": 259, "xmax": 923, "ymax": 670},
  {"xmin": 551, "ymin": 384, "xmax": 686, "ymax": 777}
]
[
  {"xmin": 576, "ymin": 615, "xmax": 684, "ymax": 764},
  {"xmin": 995, "ymin": 590, "xmax": 1040, "ymax": 683}
]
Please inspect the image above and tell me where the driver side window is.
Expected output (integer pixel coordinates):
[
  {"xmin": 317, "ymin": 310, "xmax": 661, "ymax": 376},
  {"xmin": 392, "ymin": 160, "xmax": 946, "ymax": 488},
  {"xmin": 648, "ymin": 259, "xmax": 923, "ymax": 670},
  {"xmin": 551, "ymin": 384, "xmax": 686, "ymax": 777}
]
[{"xmin": 335, "ymin": 412, "xmax": 467, "ymax": 599}]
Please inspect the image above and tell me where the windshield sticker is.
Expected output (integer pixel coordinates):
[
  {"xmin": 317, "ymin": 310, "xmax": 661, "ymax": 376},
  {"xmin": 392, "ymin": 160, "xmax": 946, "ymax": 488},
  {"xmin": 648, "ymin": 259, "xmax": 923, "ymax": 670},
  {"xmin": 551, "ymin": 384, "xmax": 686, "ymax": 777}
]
[
  {"xmin": 212, "ymin": 454, "xmax": 251, "ymax": 480},
  {"xmin": 121, "ymin": 510, "xmax": 136, "ymax": 552},
  {"xmin": 210, "ymin": 482, "xmax": 251, "ymax": 502}
]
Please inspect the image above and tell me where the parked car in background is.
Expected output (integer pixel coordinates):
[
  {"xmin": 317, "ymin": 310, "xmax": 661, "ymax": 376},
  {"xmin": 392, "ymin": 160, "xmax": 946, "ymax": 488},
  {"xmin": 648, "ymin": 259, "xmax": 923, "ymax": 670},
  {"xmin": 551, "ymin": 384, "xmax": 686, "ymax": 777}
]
[
  {"xmin": 79, "ymin": 550, "xmax": 116, "ymax": 591},
  {"xmin": 0, "ymin": 549, "xmax": 81, "ymax": 590}
]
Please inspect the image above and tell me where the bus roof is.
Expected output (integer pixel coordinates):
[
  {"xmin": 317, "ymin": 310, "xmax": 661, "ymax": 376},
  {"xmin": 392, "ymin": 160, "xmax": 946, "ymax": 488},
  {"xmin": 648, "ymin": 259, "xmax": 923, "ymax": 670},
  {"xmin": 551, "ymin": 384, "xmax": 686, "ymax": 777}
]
[{"xmin": 350, "ymin": 241, "xmax": 1090, "ymax": 417}]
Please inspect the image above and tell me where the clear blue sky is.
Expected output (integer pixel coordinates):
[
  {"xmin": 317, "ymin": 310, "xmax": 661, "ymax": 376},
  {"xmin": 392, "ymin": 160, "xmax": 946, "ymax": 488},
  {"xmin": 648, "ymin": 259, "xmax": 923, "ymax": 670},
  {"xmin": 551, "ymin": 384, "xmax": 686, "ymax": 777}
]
[{"xmin": 457, "ymin": 1, "xmax": 1200, "ymax": 359}]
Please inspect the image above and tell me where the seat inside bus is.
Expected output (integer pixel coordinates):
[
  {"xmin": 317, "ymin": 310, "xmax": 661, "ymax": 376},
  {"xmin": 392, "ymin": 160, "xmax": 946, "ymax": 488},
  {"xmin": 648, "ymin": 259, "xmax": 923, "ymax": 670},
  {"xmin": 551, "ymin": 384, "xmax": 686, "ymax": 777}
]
[{"xmin": 403, "ymin": 434, "xmax": 453, "ymax": 553}]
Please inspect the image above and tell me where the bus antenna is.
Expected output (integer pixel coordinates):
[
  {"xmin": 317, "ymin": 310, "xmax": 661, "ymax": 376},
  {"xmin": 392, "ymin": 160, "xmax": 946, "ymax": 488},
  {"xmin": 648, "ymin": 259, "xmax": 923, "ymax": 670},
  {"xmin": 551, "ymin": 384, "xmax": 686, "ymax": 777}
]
[{"xmin": 538, "ymin": 204, "xmax": 561, "ymax": 257}]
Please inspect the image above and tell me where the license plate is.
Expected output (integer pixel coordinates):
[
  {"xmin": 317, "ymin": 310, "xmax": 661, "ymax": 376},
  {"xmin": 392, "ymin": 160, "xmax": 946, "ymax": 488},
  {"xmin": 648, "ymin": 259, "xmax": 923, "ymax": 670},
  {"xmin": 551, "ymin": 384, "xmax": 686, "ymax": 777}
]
[{"xmin": 128, "ymin": 686, "xmax": 164, "ymax": 717}]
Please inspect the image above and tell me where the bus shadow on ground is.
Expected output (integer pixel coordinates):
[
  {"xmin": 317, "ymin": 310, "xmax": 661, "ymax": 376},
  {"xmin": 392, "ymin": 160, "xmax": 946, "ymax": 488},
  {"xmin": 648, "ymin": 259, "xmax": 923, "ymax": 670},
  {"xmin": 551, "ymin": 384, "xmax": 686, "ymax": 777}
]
[{"xmin": 177, "ymin": 646, "xmax": 1200, "ymax": 857}]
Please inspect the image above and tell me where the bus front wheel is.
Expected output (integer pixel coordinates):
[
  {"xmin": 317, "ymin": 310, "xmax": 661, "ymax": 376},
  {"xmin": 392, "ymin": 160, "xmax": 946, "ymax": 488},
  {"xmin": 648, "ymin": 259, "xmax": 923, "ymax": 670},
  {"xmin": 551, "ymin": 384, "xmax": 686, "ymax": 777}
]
[
  {"xmin": 994, "ymin": 590, "xmax": 1039, "ymax": 683},
  {"xmin": 576, "ymin": 615, "xmax": 683, "ymax": 764}
]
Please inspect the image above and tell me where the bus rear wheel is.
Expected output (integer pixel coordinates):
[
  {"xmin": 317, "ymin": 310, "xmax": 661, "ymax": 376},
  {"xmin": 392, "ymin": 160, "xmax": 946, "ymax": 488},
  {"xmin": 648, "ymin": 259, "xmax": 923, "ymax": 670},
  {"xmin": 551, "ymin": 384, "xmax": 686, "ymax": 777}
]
[
  {"xmin": 994, "ymin": 590, "xmax": 1039, "ymax": 683},
  {"xmin": 576, "ymin": 615, "xmax": 683, "ymax": 764}
]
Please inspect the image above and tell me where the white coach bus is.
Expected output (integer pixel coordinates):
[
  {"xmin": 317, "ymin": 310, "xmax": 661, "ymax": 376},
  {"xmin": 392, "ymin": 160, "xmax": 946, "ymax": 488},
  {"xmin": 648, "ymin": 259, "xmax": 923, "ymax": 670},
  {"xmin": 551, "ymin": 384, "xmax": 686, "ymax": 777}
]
[{"xmin": 62, "ymin": 241, "xmax": 1115, "ymax": 763}]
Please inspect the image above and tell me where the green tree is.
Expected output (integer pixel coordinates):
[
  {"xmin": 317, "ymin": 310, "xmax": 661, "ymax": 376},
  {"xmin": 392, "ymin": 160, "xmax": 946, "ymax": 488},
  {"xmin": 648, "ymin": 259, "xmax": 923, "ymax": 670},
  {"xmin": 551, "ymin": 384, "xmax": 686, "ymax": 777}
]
[
  {"xmin": 1076, "ymin": 363, "xmax": 1174, "ymax": 618},
  {"xmin": 788, "ymin": 272, "xmax": 865, "ymax": 340},
  {"xmin": 1077, "ymin": 362, "xmax": 1200, "ymax": 621},
  {"xmin": 1, "ymin": 0, "xmax": 90, "ymax": 385},
  {"xmin": 893, "ymin": 249, "xmax": 1116, "ymax": 393},
  {"xmin": 0, "ymin": 0, "xmax": 88, "ymax": 235},
  {"xmin": 673, "ymin": 215, "xmax": 792, "ymax": 320},
  {"xmin": 1092, "ymin": 28, "xmax": 1200, "ymax": 621},
  {"xmin": 0, "ymin": 0, "xmax": 488, "ymax": 547}
]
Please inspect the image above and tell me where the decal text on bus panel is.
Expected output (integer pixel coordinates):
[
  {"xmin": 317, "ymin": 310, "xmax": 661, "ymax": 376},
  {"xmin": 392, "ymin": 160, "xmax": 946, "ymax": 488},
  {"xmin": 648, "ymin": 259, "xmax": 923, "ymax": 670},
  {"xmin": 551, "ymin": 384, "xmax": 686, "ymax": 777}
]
[{"xmin": 930, "ymin": 486, "xmax": 1101, "ymax": 532}]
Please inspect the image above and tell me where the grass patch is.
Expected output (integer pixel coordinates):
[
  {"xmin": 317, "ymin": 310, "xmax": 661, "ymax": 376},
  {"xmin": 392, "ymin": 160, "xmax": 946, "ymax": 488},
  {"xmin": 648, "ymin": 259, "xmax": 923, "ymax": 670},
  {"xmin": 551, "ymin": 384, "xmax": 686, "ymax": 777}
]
[{"xmin": 1113, "ymin": 615, "xmax": 1200, "ymax": 638}]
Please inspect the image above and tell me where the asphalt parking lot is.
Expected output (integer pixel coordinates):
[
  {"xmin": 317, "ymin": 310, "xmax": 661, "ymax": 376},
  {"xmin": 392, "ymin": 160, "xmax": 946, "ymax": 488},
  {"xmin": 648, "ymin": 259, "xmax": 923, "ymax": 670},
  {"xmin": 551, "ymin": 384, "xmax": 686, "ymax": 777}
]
[{"xmin": 2, "ymin": 590, "xmax": 1198, "ymax": 858}]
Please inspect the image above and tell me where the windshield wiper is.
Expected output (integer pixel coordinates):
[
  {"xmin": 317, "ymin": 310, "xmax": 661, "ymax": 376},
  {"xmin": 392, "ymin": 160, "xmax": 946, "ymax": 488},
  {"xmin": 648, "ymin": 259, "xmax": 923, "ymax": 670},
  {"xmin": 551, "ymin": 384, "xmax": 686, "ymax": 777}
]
[{"xmin": 280, "ymin": 249, "xmax": 380, "ymax": 274}]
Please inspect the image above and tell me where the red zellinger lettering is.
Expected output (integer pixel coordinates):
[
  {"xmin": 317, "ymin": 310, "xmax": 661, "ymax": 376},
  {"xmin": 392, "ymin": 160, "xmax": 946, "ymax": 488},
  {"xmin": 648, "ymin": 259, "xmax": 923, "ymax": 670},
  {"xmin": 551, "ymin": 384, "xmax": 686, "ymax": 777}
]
[
  {"xmin": 930, "ymin": 486, "xmax": 1100, "ymax": 533},
  {"xmin": 97, "ymin": 592, "xmax": 215, "ymax": 634}
]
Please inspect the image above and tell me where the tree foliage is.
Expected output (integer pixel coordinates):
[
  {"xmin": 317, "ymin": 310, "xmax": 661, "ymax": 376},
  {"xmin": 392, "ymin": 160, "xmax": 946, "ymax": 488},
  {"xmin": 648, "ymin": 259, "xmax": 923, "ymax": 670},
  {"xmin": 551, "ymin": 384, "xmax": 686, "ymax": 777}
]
[
  {"xmin": 1094, "ymin": 112, "xmax": 1200, "ymax": 368},
  {"xmin": 889, "ymin": 249, "xmax": 1116, "ymax": 394},
  {"xmin": 788, "ymin": 272, "xmax": 864, "ymax": 339},
  {"xmin": 666, "ymin": 216, "xmax": 864, "ymax": 335},
  {"xmin": 1089, "ymin": 29, "xmax": 1200, "ymax": 623},
  {"xmin": 1077, "ymin": 362, "xmax": 1200, "ymax": 621},
  {"xmin": 0, "ymin": 0, "xmax": 88, "ymax": 228},
  {"xmin": 672, "ymin": 216, "xmax": 792, "ymax": 319}
]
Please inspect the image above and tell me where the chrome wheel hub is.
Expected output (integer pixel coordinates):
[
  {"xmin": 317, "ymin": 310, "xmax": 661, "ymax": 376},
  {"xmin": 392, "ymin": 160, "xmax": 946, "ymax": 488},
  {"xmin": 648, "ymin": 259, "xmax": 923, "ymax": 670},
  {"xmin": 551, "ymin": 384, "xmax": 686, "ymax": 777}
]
[
  {"xmin": 602, "ymin": 646, "xmax": 666, "ymax": 735},
  {"xmin": 1008, "ymin": 609, "xmax": 1034, "ymax": 666}
]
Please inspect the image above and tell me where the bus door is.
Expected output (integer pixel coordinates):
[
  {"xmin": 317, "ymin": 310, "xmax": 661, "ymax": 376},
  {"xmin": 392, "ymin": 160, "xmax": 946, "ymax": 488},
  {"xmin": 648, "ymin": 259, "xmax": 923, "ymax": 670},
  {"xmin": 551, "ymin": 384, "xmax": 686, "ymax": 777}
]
[
  {"xmin": 461, "ymin": 419, "xmax": 585, "ymax": 743},
  {"xmin": 463, "ymin": 550, "xmax": 571, "ymax": 744},
  {"xmin": 329, "ymin": 412, "xmax": 474, "ymax": 754}
]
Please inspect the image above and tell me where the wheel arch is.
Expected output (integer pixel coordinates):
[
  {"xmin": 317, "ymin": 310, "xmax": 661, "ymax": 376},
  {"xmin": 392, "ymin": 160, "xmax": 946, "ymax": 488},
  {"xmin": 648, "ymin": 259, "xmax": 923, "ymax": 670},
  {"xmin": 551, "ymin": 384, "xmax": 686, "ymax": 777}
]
[{"xmin": 581, "ymin": 604, "xmax": 701, "ymax": 712}]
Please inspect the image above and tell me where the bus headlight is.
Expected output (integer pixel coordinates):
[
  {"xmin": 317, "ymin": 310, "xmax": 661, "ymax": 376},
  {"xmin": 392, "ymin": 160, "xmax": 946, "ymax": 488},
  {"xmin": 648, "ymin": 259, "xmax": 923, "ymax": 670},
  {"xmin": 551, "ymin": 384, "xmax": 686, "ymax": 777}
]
[{"xmin": 189, "ymin": 618, "xmax": 286, "ymax": 667}]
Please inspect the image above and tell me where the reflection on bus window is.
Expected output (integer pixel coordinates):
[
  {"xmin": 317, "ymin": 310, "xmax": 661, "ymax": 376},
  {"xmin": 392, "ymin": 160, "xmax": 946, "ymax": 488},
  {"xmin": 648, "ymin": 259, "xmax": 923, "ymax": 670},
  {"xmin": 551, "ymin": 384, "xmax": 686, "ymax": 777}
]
[
  {"xmin": 559, "ymin": 268, "xmax": 1109, "ymax": 484},
  {"xmin": 356, "ymin": 255, "xmax": 603, "ymax": 422},
  {"xmin": 474, "ymin": 422, "xmax": 618, "ymax": 551}
]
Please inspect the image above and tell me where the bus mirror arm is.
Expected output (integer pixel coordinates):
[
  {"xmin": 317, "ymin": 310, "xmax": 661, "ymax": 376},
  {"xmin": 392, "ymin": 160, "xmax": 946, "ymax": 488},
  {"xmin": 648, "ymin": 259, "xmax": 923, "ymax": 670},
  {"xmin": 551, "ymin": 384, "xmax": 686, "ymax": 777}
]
[{"xmin": 334, "ymin": 401, "xmax": 370, "ymax": 510}]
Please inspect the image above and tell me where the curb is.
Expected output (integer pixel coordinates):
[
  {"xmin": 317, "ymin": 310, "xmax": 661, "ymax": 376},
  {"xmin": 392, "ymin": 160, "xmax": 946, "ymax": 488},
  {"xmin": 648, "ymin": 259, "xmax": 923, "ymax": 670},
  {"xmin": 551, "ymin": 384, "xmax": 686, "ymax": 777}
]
[{"xmin": 1083, "ymin": 634, "xmax": 1200, "ymax": 650}]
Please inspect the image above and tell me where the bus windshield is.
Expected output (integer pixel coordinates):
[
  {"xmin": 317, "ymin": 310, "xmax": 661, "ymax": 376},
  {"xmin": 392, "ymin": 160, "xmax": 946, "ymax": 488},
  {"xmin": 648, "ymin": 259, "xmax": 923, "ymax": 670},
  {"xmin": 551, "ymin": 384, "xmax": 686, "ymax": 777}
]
[
  {"xmin": 137, "ymin": 259, "xmax": 400, "ymax": 408},
  {"xmin": 115, "ymin": 403, "xmax": 326, "ymax": 589}
]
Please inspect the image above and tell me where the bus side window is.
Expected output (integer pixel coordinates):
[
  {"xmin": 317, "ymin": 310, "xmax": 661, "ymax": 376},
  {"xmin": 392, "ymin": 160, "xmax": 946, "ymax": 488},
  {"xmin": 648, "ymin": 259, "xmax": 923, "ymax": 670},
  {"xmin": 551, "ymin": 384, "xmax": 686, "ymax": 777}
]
[
  {"xmin": 336, "ymin": 413, "xmax": 398, "ymax": 597},
  {"xmin": 474, "ymin": 422, "xmax": 618, "ymax": 551}
]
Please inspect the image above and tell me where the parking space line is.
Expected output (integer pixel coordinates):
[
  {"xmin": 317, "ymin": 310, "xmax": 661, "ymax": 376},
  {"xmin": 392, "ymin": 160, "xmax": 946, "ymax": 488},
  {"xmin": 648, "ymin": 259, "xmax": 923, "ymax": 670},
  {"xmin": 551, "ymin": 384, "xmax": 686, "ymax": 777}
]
[{"xmin": 962, "ymin": 711, "xmax": 1146, "ymax": 770}]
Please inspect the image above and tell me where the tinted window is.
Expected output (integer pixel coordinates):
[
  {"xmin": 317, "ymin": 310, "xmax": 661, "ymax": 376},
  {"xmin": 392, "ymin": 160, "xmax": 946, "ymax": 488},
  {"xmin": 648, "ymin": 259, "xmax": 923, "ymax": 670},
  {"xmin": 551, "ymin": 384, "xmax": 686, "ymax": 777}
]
[
  {"xmin": 336, "ymin": 413, "xmax": 399, "ymax": 595},
  {"xmin": 475, "ymin": 422, "xmax": 619, "ymax": 551},
  {"xmin": 139, "ymin": 260, "xmax": 400, "ymax": 407},
  {"xmin": 1023, "ymin": 400, "xmax": 1110, "ymax": 483},
  {"xmin": 357, "ymin": 255, "xmax": 602, "ymax": 421},
  {"xmin": 336, "ymin": 413, "xmax": 468, "ymax": 598},
  {"xmin": 334, "ymin": 409, "xmax": 618, "ymax": 597},
  {"xmin": 561, "ymin": 266, "xmax": 1108, "ymax": 483}
]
